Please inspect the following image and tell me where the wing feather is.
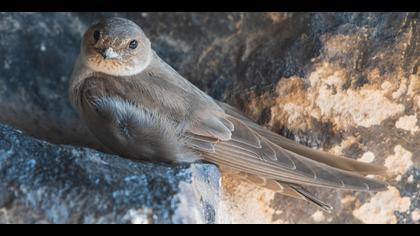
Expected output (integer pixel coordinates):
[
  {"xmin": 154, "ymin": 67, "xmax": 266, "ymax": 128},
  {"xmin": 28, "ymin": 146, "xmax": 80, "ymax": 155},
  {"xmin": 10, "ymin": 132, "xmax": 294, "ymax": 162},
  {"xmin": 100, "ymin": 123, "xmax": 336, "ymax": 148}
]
[
  {"xmin": 186, "ymin": 107, "xmax": 388, "ymax": 191},
  {"xmin": 216, "ymin": 101, "xmax": 387, "ymax": 175}
]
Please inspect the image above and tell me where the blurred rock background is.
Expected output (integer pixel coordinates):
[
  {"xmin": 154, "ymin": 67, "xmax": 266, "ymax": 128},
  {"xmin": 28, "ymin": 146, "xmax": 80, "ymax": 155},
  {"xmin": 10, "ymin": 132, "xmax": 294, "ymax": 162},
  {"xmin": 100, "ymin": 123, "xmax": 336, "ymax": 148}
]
[{"xmin": 0, "ymin": 12, "xmax": 418, "ymax": 223}]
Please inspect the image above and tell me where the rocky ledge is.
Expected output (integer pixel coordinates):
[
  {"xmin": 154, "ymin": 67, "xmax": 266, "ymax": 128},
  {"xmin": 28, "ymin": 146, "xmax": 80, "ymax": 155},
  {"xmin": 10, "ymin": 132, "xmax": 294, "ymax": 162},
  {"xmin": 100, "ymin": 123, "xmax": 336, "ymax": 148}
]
[{"xmin": 0, "ymin": 124, "xmax": 219, "ymax": 224}]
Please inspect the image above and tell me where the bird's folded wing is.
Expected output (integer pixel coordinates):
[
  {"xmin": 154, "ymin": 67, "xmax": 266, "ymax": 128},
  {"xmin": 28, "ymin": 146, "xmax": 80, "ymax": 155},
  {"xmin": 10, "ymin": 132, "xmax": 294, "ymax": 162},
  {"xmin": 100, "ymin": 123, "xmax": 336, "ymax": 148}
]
[
  {"xmin": 216, "ymin": 101, "xmax": 387, "ymax": 175},
  {"xmin": 185, "ymin": 108, "xmax": 388, "ymax": 191}
]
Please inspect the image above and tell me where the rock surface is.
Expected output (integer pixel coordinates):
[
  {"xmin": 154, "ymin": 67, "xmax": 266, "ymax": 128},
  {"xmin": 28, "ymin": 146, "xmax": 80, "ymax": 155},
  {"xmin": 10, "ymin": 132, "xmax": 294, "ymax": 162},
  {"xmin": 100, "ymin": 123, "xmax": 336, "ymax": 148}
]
[
  {"xmin": 0, "ymin": 124, "xmax": 219, "ymax": 224},
  {"xmin": 0, "ymin": 12, "xmax": 418, "ymax": 223}
]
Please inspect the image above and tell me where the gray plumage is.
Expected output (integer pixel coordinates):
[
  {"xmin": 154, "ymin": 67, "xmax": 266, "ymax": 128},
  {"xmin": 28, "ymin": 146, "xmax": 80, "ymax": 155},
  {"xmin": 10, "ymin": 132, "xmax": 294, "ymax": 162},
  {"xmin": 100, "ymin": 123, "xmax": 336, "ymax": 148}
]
[{"xmin": 69, "ymin": 17, "xmax": 388, "ymax": 212}]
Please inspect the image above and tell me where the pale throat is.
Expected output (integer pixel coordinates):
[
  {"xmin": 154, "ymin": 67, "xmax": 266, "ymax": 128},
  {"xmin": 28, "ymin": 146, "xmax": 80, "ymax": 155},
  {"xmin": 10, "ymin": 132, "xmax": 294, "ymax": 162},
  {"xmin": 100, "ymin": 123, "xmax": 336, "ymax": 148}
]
[{"xmin": 82, "ymin": 49, "xmax": 152, "ymax": 77}]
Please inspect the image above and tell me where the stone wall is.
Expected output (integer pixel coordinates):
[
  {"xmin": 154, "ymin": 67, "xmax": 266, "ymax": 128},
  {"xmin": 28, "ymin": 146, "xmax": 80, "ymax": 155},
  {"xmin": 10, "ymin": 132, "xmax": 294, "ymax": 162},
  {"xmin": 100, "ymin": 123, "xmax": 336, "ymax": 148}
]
[{"xmin": 0, "ymin": 12, "xmax": 418, "ymax": 223}]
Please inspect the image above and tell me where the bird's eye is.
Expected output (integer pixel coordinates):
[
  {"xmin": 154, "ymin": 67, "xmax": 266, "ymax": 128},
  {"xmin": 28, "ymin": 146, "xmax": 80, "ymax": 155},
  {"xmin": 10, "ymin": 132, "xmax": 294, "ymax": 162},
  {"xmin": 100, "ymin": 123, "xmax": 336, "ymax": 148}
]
[
  {"xmin": 129, "ymin": 40, "xmax": 138, "ymax": 49},
  {"xmin": 93, "ymin": 30, "xmax": 100, "ymax": 42}
]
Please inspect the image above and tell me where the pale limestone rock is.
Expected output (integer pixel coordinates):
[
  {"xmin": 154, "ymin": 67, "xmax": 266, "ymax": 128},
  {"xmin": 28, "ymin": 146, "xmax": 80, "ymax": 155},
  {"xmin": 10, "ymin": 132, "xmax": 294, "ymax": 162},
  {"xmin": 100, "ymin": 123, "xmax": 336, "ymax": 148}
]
[
  {"xmin": 353, "ymin": 187, "xmax": 411, "ymax": 224},
  {"xmin": 358, "ymin": 152, "xmax": 376, "ymax": 163},
  {"xmin": 411, "ymin": 209, "xmax": 420, "ymax": 223},
  {"xmin": 395, "ymin": 115, "xmax": 419, "ymax": 134},
  {"xmin": 311, "ymin": 210, "xmax": 325, "ymax": 222},
  {"xmin": 392, "ymin": 78, "xmax": 408, "ymax": 99},
  {"xmin": 217, "ymin": 170, "xmax": 282, "ymax": 224},
  {"xmin": 385, "ymin": 145, "xmax": 414, "ymax": 180}
]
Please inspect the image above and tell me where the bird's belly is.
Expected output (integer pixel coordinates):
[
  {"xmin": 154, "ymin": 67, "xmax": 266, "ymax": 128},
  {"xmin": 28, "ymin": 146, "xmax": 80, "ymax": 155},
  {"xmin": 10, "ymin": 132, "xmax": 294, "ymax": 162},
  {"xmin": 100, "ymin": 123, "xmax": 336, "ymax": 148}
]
[{"xmin": 81, "ymin": 98, "xmax": 182, "ymax": 162}]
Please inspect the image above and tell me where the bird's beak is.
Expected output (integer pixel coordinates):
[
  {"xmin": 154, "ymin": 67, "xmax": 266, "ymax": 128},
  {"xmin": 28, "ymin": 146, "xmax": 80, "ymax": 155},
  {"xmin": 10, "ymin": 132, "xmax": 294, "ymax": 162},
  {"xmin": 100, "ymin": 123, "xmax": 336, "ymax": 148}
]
[{"xmin": 97, "ymin": 47, "xmax": 120, "ymax": 59}]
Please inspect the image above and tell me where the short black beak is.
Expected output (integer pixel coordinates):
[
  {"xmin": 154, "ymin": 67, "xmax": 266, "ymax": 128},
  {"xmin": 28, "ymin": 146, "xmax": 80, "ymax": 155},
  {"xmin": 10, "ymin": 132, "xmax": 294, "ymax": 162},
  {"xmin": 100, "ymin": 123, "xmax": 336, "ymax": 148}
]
[{"xmin": 96, "ymin": 48, "xmax": 107, "ymax": 59}]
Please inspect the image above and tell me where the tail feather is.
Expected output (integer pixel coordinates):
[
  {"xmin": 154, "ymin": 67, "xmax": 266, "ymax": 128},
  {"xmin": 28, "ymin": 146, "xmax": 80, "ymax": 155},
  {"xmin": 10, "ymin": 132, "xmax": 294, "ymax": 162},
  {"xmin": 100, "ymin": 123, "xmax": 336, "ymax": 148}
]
[
  {"xmin": 287, "ymin": 184, "xmax": 333, "ymax": 213},
  {"xmin": 235, "ymin": 170, "xmax": 334, "ymax": 212}
]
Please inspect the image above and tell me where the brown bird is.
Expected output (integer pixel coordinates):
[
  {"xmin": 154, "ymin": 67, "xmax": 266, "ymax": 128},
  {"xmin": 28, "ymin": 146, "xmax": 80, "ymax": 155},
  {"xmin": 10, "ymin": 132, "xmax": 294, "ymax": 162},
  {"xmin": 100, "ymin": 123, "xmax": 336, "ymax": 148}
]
[{"xmin": 69, "ymin": 17, "xmax": 388, "ymax": 212}]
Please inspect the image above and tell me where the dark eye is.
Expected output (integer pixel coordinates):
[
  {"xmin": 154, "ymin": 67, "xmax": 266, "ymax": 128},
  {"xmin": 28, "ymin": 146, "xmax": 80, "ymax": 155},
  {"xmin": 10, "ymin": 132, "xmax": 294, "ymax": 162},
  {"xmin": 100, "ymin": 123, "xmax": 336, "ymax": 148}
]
[
  {"xmin": 93, "ymin": 30, "xmax": 100, "ymax": 42},
  {"xmin": 129, "ymin": 40, "xmax": 138, "ymax": 49}
]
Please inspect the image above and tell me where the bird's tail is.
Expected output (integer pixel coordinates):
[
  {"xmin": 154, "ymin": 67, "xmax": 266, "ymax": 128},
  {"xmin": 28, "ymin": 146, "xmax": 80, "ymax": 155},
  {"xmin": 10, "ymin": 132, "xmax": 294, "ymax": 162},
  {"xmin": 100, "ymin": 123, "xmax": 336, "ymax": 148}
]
[{"xmin": 286, "ymin": 183, "xmax": 333, "ymax": 213}]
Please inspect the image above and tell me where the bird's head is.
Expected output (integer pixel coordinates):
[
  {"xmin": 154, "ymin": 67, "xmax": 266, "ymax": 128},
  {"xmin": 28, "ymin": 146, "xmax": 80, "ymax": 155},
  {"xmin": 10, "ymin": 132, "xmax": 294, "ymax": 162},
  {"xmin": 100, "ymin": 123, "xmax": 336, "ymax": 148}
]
[{"xmin": 81, "ymin": 17, "xmax": 152, "ymax": 76}]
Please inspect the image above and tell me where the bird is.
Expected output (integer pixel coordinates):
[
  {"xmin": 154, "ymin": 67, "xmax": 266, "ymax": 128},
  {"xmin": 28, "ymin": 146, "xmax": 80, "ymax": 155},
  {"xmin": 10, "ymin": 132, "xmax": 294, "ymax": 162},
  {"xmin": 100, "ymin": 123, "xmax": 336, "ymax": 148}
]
[{"xmin": 69, "ymin": 17, "xmax": 388, "ymax": 212}]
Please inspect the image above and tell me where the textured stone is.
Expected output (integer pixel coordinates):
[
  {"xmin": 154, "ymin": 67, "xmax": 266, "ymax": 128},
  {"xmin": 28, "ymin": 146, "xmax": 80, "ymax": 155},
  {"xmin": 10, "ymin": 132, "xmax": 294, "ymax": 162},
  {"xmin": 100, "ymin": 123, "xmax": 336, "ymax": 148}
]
[
  {"xmin": 0, "ymin": 12, "xmax": 418, "ymax": 224},
  {"xmin": 352, "ymin": 187, "xmax": 411, "ymax": 224},
  {"xmin": 0, "ymin": 124, "xmax": 219, "ymax": 224}
]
